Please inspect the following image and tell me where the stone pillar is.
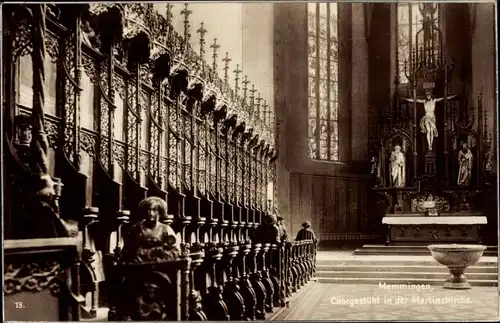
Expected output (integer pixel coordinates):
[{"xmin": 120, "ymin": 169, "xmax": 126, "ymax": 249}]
[
  {"xmin": 471, "ymin": 3, "xmax": 496, "ymax": 172},
  {"xmin": 351, "ymin": 3, "xmax": 369, "ymax": 162}
]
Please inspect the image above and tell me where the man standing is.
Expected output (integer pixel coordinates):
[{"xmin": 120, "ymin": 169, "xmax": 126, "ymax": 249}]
[{"xmin": 296, "ymin": 221, "xmax": 317, "ymax": 243}]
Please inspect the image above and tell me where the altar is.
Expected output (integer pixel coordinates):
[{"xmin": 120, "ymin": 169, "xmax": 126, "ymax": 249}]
[
  {"xmin": 369, "ymin": 4, "xmax": 495, "ymax": 248},
  {"xmin": 382, "ymin": 213, "xmax": 487, "ymax": 245}
]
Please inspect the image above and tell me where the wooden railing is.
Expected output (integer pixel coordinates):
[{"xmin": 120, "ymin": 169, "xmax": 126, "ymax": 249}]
[{"xmin": 99, "ymin": 216, "xmax": 317, "ymax": 321}]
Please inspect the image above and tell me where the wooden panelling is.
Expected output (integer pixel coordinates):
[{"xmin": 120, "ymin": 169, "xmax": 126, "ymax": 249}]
[{"xmin": 289, "ymin": 173, "xmax": 369, "ymax": 240}]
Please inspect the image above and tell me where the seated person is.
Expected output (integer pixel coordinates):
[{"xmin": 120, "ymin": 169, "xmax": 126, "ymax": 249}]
[
  {"xmin": 120, "ymin": 197, "xmax": 180, "ymax": 263},
  {"xmin": 253, "ymin": 213, "xmax": 280, "ymax": 244},
  {"xmin": 277, "ymin": 215, "xmax": 290, "ymax": 242},
  {"xmin": 295, "ymin": 221, "xmax": 317, "ymax": 243}
]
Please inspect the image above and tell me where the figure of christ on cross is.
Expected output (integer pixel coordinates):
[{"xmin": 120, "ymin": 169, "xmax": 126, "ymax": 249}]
[{"xmin": 403, "ymin": 92, "xmax": 457, "ymax": 152}]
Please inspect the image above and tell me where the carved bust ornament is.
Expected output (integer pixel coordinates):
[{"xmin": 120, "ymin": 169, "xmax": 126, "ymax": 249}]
[
  {"xmin": 133, "ymin": 283, "xmax": 167, "ymax": 321},
  {"xmin": 120, "ymin": 197, "xmax": 180, "ymax": 264},
  {"xmin": 14, "ymin": 115, "xmax": 33, "ymax": 166}
]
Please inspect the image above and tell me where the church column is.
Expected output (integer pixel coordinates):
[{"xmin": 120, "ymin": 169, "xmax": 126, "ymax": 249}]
[
  {"xmin": 351, "ymin": 3, "xmax": 369, "ymax": 162},
  {"xmin": 471, "ymin": 3, "xmax": 496, "ymax": 171},
  {"xmin": 444, "ymin": 4, "xmax": 472, "ymax": 107},
  {"xmin": 273, "ymin": 3, "xmax": 307, "ymax": 233},
  {"xmin": 338, "ymin": 3, "xmax": 352, "ymax": 162},
  {"xmin": 273, "ymin": 3, "xmax": 291, "ymax": 232},
  {"xmin": 367, "ymin": 3, "xmax": 391, "ymax": 163},
  {"xmin": 389, "ymin": 3, "xmax": 397, "ymax": 107}
]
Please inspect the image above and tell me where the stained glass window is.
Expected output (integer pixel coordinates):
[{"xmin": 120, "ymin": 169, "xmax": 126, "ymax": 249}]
[
  {"xmin": 397, "ymin": 3, "xmax": 440, "ymax": 84},
  {"xmin": 308, "ymin": 3, "xmax": 339, "ymax": 161}
]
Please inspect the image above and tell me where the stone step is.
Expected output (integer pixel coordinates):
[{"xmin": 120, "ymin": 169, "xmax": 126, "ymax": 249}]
[
  {"xmin": 360, "ymin": 244, "xmax": 498, "ymax": 249},
  {"xmin": 353, "ymin": 251, "xmax": 498, "ymax": 257},
  {"xmin": 317, "ymin": 277, "xmax": 498, "ymax": 287},
  {"xmin": 354, "ymin": 244, "xmax": 498, "ymax": 256},
  {"xmin": 316, "ymin": 259, "xmax": 498, "ymax": 267},
  {"xmin": 316, "ymin": 264, "xmax": 498, "ymax": 273},
  {"xmin": 316, "ymin": 270, "xmax": 497, "ymax": 281}
]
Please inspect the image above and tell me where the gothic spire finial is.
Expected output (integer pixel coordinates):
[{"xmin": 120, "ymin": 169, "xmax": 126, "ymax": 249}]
[
  {"xmin": 181, "ymin": 3, "xmax": 192, "ymax": 50},
  {"xmin": 197, "ymin": 22, "xmax": 207, "ymax": 58},
  {"xmin": 242, "ymin": 75, "xmax": 250, "ymax": 106},
  {"xmin": 264, "ymin": 100, "xmax": 270, "ymax": 125},
  {"xmin": 222, "ymin": 52, "xmax": 231, "ymax": 85},
  {"xmin": 249, "ymin": 84, "xmax": 257, "ymax": 113},
  {"xmin": 210, "ymin": 38, "xmax": 220, "ymax": 76},
  {"xmin": 249, "ymin": 84, "xmax": 257, "ymax": 97},
  {"xmin": 164, "ymin": 4, "xmax": 174, "ymax": 47},
  {"xmin": 266, "ymin": 103, "xmax": 273, "ymax": 127},
  {"xmin": 233, "ymin": 64, "xmax": 242, "ymax": 97},
  {"xmin": 256, "ymin": 94, "xmax": 263, "ymax": 119}
]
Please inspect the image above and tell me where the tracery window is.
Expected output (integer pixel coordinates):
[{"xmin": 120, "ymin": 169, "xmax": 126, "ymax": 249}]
[
  {"xmin": 397, "ymin": 3, "xmax": 440, "ymax": 84},
  {"xmin": 308, "ymin": 3, "xmax": 339, "ymax": 161}
]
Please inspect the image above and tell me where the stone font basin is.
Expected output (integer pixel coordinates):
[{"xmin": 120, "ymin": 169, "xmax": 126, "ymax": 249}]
[{"xmin": 428, "ymin": 244, "xmax": 486, "ymax": 289}]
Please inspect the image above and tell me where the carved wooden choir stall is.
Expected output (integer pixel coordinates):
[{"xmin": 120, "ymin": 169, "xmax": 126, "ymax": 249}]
[
  {"xmin": 368, "ymin": 4, "xmax": 496, "ymax": 246},
  {"xmin": 3, "ymin": 4, "xmax": 317, "ymax": 321}
]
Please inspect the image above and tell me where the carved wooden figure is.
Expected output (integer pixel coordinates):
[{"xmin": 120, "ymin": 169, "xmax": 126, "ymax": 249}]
[{"xmin": 120, "ymin": 197, "xmax": 179, "ymax": 264}]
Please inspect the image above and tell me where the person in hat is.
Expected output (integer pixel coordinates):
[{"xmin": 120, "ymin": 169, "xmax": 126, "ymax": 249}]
[{"xmin": 295, "ymin": 221, "xmax": 317, "ymax": 243}]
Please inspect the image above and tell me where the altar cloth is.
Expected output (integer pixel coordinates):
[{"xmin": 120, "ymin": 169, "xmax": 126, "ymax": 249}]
[{"xmin": 382, "ymin": 216, "xmax": 487, "ymax": 225}]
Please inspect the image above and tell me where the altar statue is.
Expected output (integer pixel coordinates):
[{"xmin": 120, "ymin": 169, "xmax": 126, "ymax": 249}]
[
  {"xmin": 485, "ymin": 153, "xmax": 493, "ymax": 173},
  {"xmin": 403, "ymin": 92, "xmax": 457, "ymax": 151},
  {"xmin": 121, "ymin": 197, "xmax": 180, "ymax": 263},
  {"xmin": 457, "ymin": 142, "xmax": 473, "ymax": 186},
  {"xmin": 389, "ymin": 145, "xmax": 406, "ymax": 187}
]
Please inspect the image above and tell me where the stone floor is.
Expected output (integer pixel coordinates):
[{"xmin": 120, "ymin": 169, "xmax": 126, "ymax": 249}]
[{"xmin": 280, "ymin": 282, "xmax": 499, "ymax": 321}]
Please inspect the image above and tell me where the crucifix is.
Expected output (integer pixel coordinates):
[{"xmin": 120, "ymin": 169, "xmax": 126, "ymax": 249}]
[{"xmin": 403, "ymin": 91, "xmax": 457, "ymax": 151}]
